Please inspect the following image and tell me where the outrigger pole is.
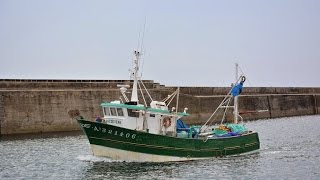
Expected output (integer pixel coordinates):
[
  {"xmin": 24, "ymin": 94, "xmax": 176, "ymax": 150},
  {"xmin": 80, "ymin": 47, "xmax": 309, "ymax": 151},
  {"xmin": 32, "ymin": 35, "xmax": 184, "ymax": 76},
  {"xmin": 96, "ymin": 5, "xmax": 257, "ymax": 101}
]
[
  {"xmin": 234, "ymin": 63, "xmax": 239, "ymax": 124},
  {"xmin": 200, "ymin": 63, "xmax": 245, "ymax": 133}
]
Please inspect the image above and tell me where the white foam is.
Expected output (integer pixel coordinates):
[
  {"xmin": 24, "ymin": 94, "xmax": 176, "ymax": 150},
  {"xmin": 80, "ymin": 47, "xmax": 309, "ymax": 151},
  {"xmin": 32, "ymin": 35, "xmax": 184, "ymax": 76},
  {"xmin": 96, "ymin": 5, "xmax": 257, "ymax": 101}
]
[
  {"xmin": 264, "ymin": 150, "xmax": 282, "ymax": 155},
  {"xmin": 76, "ymin": 154, "xmax": 122, "ymax": 162}
]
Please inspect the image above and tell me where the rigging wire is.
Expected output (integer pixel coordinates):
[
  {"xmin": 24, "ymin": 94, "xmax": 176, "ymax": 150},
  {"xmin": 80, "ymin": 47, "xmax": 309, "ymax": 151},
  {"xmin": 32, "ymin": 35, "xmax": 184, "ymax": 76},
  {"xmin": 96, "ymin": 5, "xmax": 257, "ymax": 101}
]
[
  {"xmin": 167, "ymin": 90, "xmax": 178, "ymax": 106},
  {"xmin": 237, "ymin": 64, "xmax": 270, "ymax": 116},
  {"xmin": 238, "ymin": 65, "xmax": 253, "ymax": 87},
  {"xmin": 138, "ymin": 80, "xmax": 148, "ymax": 107},
  {"xmin": 139, "ymin": 17, "xmax": 147, "ymax": 77},
  {"xmin": 221, "ymin": 96, "xmax": 233, "ymax": 124},
  {"xmin": 138, "ymin": 77, "xmax": 154, "ymax": 102},
  {"xmin": 200, "ymin": 76, "xmax": 243, "ymax": 133}
]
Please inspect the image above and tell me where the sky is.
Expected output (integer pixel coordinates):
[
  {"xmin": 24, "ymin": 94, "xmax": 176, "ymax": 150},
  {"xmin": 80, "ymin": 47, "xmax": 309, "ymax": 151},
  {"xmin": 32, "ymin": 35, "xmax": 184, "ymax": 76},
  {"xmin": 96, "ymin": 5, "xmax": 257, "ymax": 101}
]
[{"xmin": 1, "ymin": 0, "xmax": 320, "ymax": 87}]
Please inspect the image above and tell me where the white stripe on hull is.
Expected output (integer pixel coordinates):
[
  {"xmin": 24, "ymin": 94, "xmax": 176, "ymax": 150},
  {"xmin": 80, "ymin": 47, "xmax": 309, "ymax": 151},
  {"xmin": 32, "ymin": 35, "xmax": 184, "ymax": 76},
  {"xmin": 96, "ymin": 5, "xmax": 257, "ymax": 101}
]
[{"xmin": 91, "ymin": 144, "xmax": 208, "ymax": 162}]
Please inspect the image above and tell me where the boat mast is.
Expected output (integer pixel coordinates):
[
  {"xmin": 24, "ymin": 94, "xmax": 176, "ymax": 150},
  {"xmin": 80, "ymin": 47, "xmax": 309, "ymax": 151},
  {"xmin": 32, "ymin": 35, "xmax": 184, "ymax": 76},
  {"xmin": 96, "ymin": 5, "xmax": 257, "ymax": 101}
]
[
  {"xmin": 131, "ymin": 51, "xmax": 141, "ymax": 102},
  {"xmin": 234, "ymin": 63, "xmax": 239, "ymax": 124}
]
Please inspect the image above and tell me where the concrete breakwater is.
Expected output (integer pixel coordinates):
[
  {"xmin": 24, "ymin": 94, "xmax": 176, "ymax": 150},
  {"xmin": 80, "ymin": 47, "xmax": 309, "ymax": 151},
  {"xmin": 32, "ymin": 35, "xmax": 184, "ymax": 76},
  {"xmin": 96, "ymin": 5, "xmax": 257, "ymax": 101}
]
[{"xmin": 0, "ymin": 79, "xmax": 320, "ymax": 135}]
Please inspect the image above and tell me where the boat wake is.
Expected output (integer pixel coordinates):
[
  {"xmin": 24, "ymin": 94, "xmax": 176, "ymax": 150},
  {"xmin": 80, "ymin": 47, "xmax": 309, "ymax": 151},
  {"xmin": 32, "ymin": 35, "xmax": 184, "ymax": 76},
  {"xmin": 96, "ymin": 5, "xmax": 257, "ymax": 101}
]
[
  {"xmin": 76, "ymin": 155, "xmax": 122, "ymax": 162},
  {"xmin": 262, "ymin": 150, "xmax": 282, "ymax": 155}
]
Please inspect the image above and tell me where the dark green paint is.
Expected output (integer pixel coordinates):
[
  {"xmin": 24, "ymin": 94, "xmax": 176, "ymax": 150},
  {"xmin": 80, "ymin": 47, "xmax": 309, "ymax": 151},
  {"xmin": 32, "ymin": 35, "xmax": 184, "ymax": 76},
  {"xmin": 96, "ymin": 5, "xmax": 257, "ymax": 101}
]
[{"xmin": 78, "ymin": 119, "xmax": 260, "ymax": 158}]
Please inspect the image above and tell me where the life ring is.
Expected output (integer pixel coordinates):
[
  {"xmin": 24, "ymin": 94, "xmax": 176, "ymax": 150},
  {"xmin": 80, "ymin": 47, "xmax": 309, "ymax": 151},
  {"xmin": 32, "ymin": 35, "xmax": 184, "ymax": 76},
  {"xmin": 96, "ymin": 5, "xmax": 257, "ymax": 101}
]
[{"xmin": 162, "ymin": 117, "xmax": 171, "ymax": 128}]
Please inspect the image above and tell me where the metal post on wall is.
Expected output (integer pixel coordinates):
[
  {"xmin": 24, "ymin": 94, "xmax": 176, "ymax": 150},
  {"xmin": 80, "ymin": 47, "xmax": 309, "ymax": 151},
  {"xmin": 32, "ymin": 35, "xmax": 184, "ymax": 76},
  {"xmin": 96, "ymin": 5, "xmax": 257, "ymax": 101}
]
[
  {"xmin": 0, "ymin": 95, "xmax": 2, "ymax": 139},
  {"xmin": 267, "ymin": 95, "xmax": 272, "ymax": 118},
  {"xmin": 313, "ymin": 94, "xmax": 318, "ymax": 115},
  {"xmin": 0, "ymin": 95, "xmax": 5, "ymax": 140}
]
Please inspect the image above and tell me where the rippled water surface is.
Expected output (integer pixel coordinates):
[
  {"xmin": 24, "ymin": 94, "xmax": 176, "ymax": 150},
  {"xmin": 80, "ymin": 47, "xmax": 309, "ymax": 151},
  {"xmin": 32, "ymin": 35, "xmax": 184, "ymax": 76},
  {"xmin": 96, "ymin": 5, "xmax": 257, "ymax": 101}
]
[{"xmin": 1, "ymin": 115, "xmax": 320, "ymax": 179}]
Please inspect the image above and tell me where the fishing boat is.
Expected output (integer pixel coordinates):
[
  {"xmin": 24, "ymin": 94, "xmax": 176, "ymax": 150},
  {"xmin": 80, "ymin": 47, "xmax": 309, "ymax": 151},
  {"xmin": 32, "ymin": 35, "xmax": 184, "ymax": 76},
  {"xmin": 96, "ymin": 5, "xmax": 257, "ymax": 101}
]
[{"xmin": 77, "ymin": 51, "xmax": 260, "ymax": 162}]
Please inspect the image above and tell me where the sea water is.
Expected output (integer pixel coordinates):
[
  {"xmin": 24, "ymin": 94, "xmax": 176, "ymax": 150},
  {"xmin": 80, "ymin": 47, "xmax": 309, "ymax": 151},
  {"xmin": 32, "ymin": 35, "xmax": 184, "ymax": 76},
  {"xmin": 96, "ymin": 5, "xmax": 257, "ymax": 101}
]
[{"xmin": 1, "ymin": 115, "xmax": 320, "ymax": 179}]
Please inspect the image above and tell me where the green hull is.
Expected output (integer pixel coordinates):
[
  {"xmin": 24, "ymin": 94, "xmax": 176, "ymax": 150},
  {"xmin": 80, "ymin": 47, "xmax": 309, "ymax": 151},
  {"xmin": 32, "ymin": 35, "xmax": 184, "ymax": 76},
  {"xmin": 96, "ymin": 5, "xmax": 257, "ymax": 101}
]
[{"xmin": 78, "ymin": 119, "xmax": 260, "ymax": 160}]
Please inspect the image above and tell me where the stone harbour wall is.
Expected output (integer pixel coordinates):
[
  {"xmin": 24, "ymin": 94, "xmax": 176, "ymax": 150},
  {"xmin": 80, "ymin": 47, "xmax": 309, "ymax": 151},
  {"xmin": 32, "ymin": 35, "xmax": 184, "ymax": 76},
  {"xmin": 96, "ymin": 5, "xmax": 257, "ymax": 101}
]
[{"xmin": 0, "ymin": 79, "xmax": 319, "ymax": 135}]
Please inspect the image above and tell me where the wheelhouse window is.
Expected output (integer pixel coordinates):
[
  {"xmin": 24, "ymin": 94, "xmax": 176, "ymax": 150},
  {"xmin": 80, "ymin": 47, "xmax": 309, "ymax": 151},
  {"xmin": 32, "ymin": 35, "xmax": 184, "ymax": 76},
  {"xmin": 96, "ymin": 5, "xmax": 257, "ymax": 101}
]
[
  {"xmin": 117, "ymin": 108, "xmax": 124, "ymax": 116},
  {"xmin": 110, "ymin": 108, "xmax": 117, "ymax": 116},
  {"xmin": 150, "ymin": 114, "xmax": 155, "ymax": 117},
  {"xmin": 104, "ymin": 107, "xmax": 125, "ymax": 117},
  {"xmin": 103, "ymin": 107, "xmax": 110, "ymax": 116},
  {"xmin": 127, "ymin": 109, "xmax": 139, "ymax": 117}
]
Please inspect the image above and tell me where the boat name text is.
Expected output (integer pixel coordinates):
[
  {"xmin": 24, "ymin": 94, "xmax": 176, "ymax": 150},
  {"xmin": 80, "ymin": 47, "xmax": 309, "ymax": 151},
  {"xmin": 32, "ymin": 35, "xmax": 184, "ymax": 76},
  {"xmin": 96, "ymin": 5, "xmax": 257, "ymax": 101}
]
[
  {"xmin": 80, "ymin": 123, "xmax": 136, "ymax": 139},
  {"xmin": 106, "ymin": 119, "xmax": 122, "ymax": 125}
]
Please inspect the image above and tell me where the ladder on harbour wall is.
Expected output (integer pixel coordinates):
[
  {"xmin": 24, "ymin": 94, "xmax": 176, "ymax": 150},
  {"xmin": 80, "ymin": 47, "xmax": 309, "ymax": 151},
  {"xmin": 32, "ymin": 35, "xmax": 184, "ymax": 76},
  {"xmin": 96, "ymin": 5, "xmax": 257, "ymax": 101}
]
[{"xmin": 0, "ymin": 95, "xmax": 4, "ymax": 138}]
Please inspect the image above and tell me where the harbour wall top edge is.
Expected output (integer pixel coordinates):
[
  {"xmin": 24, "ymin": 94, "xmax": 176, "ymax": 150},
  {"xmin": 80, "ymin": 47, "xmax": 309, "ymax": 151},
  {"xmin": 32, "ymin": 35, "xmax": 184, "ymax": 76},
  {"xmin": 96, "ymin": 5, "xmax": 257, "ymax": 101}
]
[{"xmin": 1, "ymin": 79, "xmax": 320, "ymax": 95}]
